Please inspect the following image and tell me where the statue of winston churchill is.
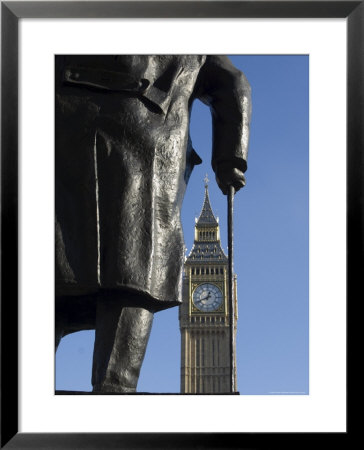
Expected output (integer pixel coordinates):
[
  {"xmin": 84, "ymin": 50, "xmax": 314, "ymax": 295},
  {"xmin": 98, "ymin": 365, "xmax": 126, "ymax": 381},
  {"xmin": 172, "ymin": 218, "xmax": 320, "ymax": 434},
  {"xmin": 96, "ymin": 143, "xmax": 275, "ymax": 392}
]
[{"xmin": 55, "ymin": 55, "xmax": 251, "ymax": 393}]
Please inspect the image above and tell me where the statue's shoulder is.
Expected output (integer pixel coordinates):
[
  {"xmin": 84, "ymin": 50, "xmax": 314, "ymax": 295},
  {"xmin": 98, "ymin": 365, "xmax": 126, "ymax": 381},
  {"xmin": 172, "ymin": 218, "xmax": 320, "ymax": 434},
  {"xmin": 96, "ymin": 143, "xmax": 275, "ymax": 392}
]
[{"xmin": 152, "ymin": 55, "xmax": 206, "ymax": 72}]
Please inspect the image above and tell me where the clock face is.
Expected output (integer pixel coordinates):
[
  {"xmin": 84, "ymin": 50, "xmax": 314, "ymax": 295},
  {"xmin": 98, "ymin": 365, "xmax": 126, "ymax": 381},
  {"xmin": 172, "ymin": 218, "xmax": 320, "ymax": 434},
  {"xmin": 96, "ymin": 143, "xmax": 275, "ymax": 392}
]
[{"xmin": 193, "ymin": 283, "xmax": 223, "ymax": 312}]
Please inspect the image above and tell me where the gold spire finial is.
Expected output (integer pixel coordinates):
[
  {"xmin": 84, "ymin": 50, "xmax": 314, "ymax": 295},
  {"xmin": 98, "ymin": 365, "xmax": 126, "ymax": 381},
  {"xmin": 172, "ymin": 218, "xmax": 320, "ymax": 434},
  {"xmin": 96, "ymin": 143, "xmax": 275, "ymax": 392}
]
[{"xmin": 204, "ymin": 173, "xmax": 209, "ymax": 188}]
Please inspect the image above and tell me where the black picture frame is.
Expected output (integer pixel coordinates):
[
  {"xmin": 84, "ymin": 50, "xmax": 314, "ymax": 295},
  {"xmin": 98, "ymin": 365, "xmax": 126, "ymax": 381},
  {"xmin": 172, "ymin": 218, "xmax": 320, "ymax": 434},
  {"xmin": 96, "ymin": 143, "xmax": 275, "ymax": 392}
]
[{"xmin": 1, "ymin": 1, "xmax": 358, "ymax": 448}]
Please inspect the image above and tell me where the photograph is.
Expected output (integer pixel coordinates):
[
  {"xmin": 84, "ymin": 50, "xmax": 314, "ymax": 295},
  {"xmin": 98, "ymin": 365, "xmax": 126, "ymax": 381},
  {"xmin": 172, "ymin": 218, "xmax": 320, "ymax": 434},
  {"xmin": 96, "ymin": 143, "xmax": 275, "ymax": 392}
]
[{"xmin": 55, "ymin": 54, "xmax": 309, "ymax": 397}]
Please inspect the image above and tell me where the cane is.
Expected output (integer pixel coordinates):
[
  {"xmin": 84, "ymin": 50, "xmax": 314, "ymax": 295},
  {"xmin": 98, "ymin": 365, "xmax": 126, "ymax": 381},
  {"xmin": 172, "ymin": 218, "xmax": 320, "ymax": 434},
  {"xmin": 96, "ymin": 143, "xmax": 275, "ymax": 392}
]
[{"xmin": 227, "ymin": 184, "xmax": 236, "ymax": 393}]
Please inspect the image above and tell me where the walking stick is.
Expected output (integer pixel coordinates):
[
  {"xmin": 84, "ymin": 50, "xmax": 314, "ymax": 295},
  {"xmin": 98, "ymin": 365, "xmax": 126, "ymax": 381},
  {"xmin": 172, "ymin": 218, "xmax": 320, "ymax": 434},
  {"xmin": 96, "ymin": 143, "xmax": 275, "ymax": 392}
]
[{"xmin": 227, "ymin": 184, "xmax": 236, "ymax": 393}]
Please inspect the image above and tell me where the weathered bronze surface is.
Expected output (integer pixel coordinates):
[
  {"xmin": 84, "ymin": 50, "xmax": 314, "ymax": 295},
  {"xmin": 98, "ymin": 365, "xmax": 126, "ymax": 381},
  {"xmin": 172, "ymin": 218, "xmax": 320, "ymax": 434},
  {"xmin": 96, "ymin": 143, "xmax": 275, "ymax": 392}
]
[{"xmin": 55, "ymin": 55, "xmax": 251, "ymax": 392}]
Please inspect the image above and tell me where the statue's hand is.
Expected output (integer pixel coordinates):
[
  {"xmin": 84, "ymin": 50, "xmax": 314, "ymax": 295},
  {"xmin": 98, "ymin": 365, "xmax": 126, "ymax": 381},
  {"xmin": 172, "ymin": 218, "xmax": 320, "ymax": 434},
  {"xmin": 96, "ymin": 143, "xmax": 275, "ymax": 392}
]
[{"xmin": 215, "ymin": 162, "xmax": 246, "ymax": 195}]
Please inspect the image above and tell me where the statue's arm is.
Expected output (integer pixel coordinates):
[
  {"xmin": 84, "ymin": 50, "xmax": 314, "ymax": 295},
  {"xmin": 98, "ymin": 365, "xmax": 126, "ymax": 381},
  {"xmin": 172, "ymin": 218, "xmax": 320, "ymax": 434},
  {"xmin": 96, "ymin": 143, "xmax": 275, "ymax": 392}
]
[{"xmin": 197, "ymin": 56, "xmax": 252, "ymax": 194}]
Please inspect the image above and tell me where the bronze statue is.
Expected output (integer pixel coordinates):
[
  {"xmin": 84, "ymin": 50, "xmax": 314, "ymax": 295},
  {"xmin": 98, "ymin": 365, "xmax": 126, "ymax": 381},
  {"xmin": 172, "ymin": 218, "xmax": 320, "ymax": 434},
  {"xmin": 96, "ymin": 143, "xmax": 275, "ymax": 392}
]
[{"xmin": 55, "ymin": 55, "xmax": 251, "ymax": 393}]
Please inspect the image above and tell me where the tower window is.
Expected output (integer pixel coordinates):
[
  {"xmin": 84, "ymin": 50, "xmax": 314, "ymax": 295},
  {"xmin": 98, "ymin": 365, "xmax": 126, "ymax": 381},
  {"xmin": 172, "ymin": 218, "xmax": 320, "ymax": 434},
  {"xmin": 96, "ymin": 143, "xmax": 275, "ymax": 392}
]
[
  {"xmin": 192, "ymin": 268, "xmax": 195, "ymax": 275},
  {"xmin": 196, "ymin": 269, "xmax": 200, "ymax": 275},
  {"xmin": 206, "ymin": 268, "xmax": 209, "ymax": 274},
  {"xmin": 201, "ymin": 268, "xmax": 204, "ymax": 275},
  {"xmin": 220, "ymin": 268, "xmax": 223, "ymax": 274}
]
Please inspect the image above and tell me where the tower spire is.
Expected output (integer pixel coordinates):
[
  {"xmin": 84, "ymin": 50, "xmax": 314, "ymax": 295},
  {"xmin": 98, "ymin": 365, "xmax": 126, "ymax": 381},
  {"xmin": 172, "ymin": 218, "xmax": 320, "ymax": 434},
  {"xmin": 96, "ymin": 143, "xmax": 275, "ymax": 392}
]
[
  {"xmin": 196, "ymin": 174, "xmax": 218, "ymax": 226},
  {"xmin": 204, "ymin": 173, "xmax": 209, "ymax": 188}
]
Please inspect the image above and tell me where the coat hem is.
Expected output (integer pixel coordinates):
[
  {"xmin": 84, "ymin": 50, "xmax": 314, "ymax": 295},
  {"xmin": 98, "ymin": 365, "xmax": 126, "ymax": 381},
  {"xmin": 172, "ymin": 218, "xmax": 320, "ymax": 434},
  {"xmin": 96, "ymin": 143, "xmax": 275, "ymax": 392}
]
[{"xmin": 55, "ymin": 282, "xmax": 182, "ymax": 313}]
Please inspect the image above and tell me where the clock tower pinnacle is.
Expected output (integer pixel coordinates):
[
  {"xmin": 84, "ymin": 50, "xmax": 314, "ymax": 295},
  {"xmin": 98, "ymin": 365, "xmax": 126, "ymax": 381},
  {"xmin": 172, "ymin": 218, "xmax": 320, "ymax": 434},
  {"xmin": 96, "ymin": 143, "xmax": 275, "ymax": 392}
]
[{"xmin": 179, "ymin": 178, "xmax": 238, "ymax": 393}]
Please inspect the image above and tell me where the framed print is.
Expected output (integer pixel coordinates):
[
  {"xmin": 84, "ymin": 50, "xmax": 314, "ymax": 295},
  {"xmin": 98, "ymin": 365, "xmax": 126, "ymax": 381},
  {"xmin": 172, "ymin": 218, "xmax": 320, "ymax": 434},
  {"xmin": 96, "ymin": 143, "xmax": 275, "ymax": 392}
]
[{"xmin": 1, "ymin": 1, "xmax": 359, "ymax": 448}]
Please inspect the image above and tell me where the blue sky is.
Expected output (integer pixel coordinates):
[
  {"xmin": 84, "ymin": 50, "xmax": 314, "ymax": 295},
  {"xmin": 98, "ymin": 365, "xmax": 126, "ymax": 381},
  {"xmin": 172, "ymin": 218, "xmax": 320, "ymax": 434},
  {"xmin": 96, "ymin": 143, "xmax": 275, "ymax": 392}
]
[{"xmin": 56, "ymin": 55, "xmax": 309, "ymax": 395}]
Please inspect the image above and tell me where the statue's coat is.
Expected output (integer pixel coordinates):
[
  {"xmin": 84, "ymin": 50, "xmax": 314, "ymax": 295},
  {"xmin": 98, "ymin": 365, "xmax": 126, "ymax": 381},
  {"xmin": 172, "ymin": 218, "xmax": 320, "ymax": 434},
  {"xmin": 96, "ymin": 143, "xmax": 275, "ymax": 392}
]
[{"xmin": 55, "ymin": 55, "xmax": 251, "ymax": 317}]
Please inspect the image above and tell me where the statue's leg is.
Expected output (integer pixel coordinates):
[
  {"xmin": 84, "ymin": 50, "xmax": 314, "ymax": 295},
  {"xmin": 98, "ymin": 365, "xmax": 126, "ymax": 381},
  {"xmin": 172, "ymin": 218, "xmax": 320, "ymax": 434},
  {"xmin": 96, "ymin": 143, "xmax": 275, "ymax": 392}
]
[
  {"xmin": 91, "ymin": 299, "xmax": 154, "ymax": 393},
  {"xmin": 55, "ymin": 307, "xmax": 66, "ymax": 352},
  {"xmin": 55, "ymin": 327, "xmax": 64, "ymax": 352}
]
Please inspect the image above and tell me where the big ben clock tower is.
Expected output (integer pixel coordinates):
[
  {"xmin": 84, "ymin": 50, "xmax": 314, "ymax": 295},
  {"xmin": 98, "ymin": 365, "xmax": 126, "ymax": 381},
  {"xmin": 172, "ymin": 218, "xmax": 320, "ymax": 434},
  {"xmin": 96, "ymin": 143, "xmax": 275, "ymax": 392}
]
[{"xmin": 179, "ymin": 176, "xmax": 237, "ymax": 394}]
